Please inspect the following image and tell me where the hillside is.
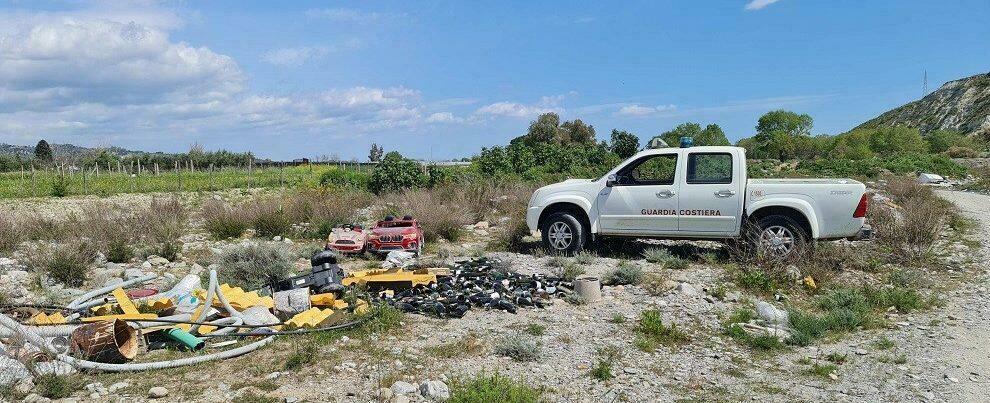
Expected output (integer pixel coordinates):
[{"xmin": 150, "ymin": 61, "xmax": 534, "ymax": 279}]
[{"xmin": 855, "ymin": 72, "xmax": 990, "ymax": 136}]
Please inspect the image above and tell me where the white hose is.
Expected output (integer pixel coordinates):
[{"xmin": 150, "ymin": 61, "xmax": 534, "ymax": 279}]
[
  {"xmin": 0, "ymin": 312, "xmax": 275, "ymax": 372},
  {"xmin": 67, "ymin": 274, "xmax": 158, "ymax": 310},
  {"xmin": 189, "ymin": 270, "xmax": 218, "ymax": 334}
]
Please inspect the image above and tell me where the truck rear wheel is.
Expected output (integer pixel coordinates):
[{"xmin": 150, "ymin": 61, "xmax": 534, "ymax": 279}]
[
  {"xmin": 751, "ymin": 215, "xmax": 808, "ymax": 259},
  {"xmin": 541, "ymin": 212, "xmax": 587, "ymax": 255}
]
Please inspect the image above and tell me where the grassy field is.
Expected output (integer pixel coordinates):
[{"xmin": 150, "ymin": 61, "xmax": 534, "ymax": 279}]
[{"xmin": 0, "ymin": 164, "xmax": 373, "ymax": 198}]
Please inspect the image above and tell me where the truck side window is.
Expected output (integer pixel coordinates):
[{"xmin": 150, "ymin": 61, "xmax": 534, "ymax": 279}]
[
  {"xmin": 687, "ymin": 153, "xmax": 732, "ymax": 184},
  {"xmin": 623, "ymin": 154, "xmax": 677, "ymax": 185}
]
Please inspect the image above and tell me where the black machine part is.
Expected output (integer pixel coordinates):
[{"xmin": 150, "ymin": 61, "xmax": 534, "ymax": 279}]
[{"xmin": 266, "ymin": 250, "xmax": 345, "ymax": 295}]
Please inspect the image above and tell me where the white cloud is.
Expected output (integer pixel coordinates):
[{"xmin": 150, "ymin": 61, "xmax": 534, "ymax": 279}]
[
  {"xmin": 474, "ymin": 94, "xmax": 569, "ymax": 119},
  {"xmin": 261, "ymin": 46, "xmax": 330, "ymax": 66},
  {"xmin": 745, "ymin": 0, "xmax": 783, "ymax": 11},
  {"xmin": 426, "ymin": 112, "xmax": 458, "ymax": 123},
  {"xmin": 616, "ymin": 104, "xmax": 677, "ymax": 117}
]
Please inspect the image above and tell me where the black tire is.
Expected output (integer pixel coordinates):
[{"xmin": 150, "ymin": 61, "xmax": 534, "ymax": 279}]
[
  {"xmin": 540, "ymin": 212, "xmax": 588, "ymax": 255},
  {"xmin": 750, "ymin": 214, "xmax": 809, "ymax": 259}
]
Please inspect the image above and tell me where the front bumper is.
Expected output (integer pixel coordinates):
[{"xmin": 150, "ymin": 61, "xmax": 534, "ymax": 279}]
[
  {"xmin": 526, "ymin": 206, "xmax": 542, "ymax": 232},
  {"xmin": 849, "ymin": 225, "xmax": 873, "ymax": 241},
  {"xmin": 367, "ymin": 239, "xmax": 418, "ymax": 253}
]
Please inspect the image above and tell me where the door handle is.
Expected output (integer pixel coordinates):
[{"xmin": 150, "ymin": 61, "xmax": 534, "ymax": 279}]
[
  {"xmin": 656, "ymin": 190, "xmax": 675, "ymax": 198},
  {"xmin": 714, "ymin": 190, "xmax": 736, "ymax": 198}
]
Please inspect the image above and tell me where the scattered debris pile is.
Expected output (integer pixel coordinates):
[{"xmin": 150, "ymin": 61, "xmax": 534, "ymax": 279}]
[{"xmin": 381, "ymin": 258, "xmax": 572, "ymax": 318}]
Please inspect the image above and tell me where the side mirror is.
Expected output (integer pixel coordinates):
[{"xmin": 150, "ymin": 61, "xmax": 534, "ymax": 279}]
[{"xmin": 606, "ymin": 174, "xmax": 618, "ymax": 187}]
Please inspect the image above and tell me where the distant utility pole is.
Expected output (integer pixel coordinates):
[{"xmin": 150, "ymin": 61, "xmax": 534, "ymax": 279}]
[{"xmin": 923, "ymin": 70, "xmax": 928, "ymax": 97}]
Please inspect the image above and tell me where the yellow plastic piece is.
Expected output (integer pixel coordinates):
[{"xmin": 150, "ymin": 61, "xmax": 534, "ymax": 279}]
[
  {"xmin": 29, "ymin": 312, "xmax": 67, "ymax": 325},
  {"xmin": 342, "ymin": 269, "xmax": 437, "ymax": 288},
  {"xmin": 803, "ymin": 276, "xmax": 817, "ymax": 290},
  {"xmin": 353, "ymin": 299, "xmax": 370, "ymax": 315},
  {"xmin": 175, "ymin": 322, "xmax": 219, "ymax": 335},
  {"xmin": 111, "ymin": 288, "xmax": 140, "ymax": 315},
  {"xmin": 90, "ymin": 304, "xmax": 115, "ymax": 316},
  {"xmin": 310, "ymin": 293, "xmax": 337, "ymax": 307},
  {"xmin": 283, "ymin": 307, "xmax": 336, "ymax": 330},
  {"xmin": 332, "ymin": 300, "xmax": 349, "ymax": 310},
  {"xmin": 139, "ymin": 297, "xmax": 175, "ymax": 312},
  {"xmin": 195, "ymin": 284, "xmax": 274, "ymax": 310}
]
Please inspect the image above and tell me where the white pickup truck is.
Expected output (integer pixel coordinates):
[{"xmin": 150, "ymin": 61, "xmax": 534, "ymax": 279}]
[{"xmin": 526, "ymin": 145, "xmax": 871, "ymax": 256}]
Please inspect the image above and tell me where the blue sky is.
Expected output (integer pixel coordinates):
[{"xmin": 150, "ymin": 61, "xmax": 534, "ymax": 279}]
[{"xmin": 1, "ymin": 0, "xmax": 988, "ymax": 160}]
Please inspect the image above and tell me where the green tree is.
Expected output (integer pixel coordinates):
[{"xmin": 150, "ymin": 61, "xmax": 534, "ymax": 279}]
[
  {"xmin": 695, "ymin": 124, "xmax": 730, "ymax": 146},
  {"xmin": 368, "ymin": 151, "xmax": 426, "ymax": 194},
  {"xmin": 369, "ymin": 143, "xmax": 384, "ymax": 162},
  {"xmin": 659, "ymin": 123, "xmax": 702, "ymax": 147},
  {"xmin": 525, "ymin": 112, "xmax": 561, "ymax": 145},
  {"xmin": 34, "ymin": 140, "xmax": 53, "ymax": 163},
  {"xmin": 609, "ymin": 129, "xmax": 640, "ymax": 158},
  {"xmin": 755, "ymin": 110, "xmax": 813, "ymax": 138},
  {"xmin": 924, "ymin": 129, "xmax": 977, "ymax": 153},
  {"xmin": 559, "ymin": 119, "xmax": 596, "ymax": 144}
]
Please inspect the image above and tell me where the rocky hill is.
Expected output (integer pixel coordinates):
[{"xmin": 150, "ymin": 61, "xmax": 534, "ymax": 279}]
[{"xmin": 855, "ymin": 72, "xmax": 990, "ymax": 137}]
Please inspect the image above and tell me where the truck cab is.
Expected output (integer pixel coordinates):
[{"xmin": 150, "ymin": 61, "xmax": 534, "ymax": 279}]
[{"xmin": 526, "ymin": 145, "xmax": 870, "ymax": 256}]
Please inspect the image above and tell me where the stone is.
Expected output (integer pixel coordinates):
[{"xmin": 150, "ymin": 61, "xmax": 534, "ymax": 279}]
[
  {"xmin": 474, "ymin": 221, "xmax": 490, "ymax": 229},
  {"xmin": 0, "ymin": 355, "xmax": 30, "ymax": 386},
  {"xmin": 419, "ymin": 380, "xmax": 450, "ymax": 401},
  {"xmin": 149, "ymin": 386, "xmax": 169, "ymax": 398},
  {"xmin": 34, "ymin": 361, "xmax": 75, "ymax": 376},
  {"xmin": 392, "ymin": 395, "xmax": 410, "ymax": 403},
  {"xmin": 676, "ymin": 282, "xmax": 698, "ymax": 296},
  {"xmin": 141, "ymin": 261, "xmax": 153, "ymax": 269},
  {"xmin": 108, "ymin": 382, "xmax": 130, "ymax": 393},
  {"xmin": 755, "ymin": 301, "xmax": 789, "ymax": 326},
  {"xmin": 124, "ymin": 268, "xmax": 146, "ymax": 279},
  {"xmin": 390, "ymin": 381, "xmax": 418, "ymax": 395},
  {"xmin": 147, "ymin": 255, "xmax": 170, "ymax": 266}
]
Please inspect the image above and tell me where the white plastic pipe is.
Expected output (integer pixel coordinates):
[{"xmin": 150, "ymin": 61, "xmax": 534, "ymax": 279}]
[
  {"xmin": 67, "ymin": 273, "xmax": 158, "ymax": 310},
  {"xmin": 189, "ymin": 270, "xmax": 218, "ymax": 334}
]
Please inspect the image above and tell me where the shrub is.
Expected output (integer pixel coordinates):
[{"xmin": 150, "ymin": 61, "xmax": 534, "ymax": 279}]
[
  {"xmin": 283, "ymin": 343, "xmax": 317, "ymax": 371},
  {"xmin": 142, "ymin": 197, "xmax": 187, "ymax": 246},
  {"xmin": 641, "ymin": 272, "xmax": 671, "ymax": 296},
  {"xmin": 34, "ymin": 374, "xmax": 84, "ymax": 399},
  {"xmin": 524, "ymin": 323, "xmax": 546, "ymax": 336},
  {"xmin": 398, "ymin": 188, "xmax": 472, "ymax": 242},
  {"xmin": 604, "ymin": 261, "xmax": 644, "ymax": 285},
  {"xmin": 734, "ymin": 268, "xmax": 777, "ymax": 293},
  {"xmin": 368, "ymin": 151, "xmax": 426, "ymax": 194},
  {"xmin": 20, "ymin": 215, "xmax": 65, "ymax": 241},
  {"xmin": 249, "ymin": 199, "xmax": 292, "ymax": 238},
  {"xmin": 201, "ymin": 199, "xmax": 251, "ymax": 239},
  {"xmin": 290, "ymin": 189, "xmax": 374, "ymax": 238},
  {"xmin": 488, "ymin": 212, "xmax": 531, "ymax": 252},
  {"xmin": 634, "ymin": 309, "xmax": 689, "ymax": 351},
  {"xmin": 494, "ymin": 335, "xmax": 540, "ymax": 362},
  {"xmin": 589, "ymin": 346, "xmax": 621, "ymax": 381},
  {"xmin": 574, "ymin": 251, "xmax": 597, "ymax": 265},
  {"xmin": 946, "ymin": 146, "xmax": 978, "ymax": 158},
  {"xmin": 564, "ymin": 293, "xmax": 587, "ymax": 305},
  {"xmin": 51, "ymin": 176, "xmax": 69, "ymax": 197},
  {"xmin": 77, "ymin": 203, "xmax": 137, "ymax": 263},
  {"xmin": 870, "ymin": 196, "xmax": 947, "ymax": 263},
  {"xmin": 553, "ymin": 261, "xmax": 585, "ymax": 282},
  {"xmin": 216, "ymin": 242, "xmax": 295, "ymax": 289},
  {"xmin": 448, "ymin": 373, "xmax": 541, "ymax": 403},
  {"xmin": 29, "ymin": 241, "xmax": 96, "ymax": 287},
  {"xmin": 0, "ymin": 212, "xmax": 20, "ymax": 253}
]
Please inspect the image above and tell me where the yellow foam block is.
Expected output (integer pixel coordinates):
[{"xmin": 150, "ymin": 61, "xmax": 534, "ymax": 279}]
[
  {"xmin": 283, "ymin": 307, "xmax": 336, "ymax": 330},
  {"xmin": 342, "ymin": 269, "xmax": 436, "ymax": 288},
  {"xmin": 310, "ymin": 293, "xmax": 336, "ymax": 307},
  {"xmin": 195, "ymin": 284, "xmax": 274, "ymax": 310},
  {"xmin": 29, "ymin": 312, "xmax": 67, "ymax": 325},
  {"xmin": 139, "ymin": 297, "xmax": 175, "ymax": 312},
  {"xmin": 111, "ymin": 288, "xmax": 140, "ymax": 315}
]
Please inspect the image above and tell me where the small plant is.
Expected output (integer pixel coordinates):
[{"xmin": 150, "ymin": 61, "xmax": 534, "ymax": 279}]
[
  {"xmin": 735, "ymin": 268, "xmax": 777, "ymax": 294},
  {"xmin": 546, "ymin": 256, "xmax": 568, "ymax": 267},
  {"xmin": 589, "ymin": 346, "xmax": 621, "ymax": 381},
  {"xmin": 34, "ymin": 374, "xmax": 83, "ymax": 399},
  {"xmin": 804, "ymin": 363, "xmax": 838, "ymax": 379},
  {"xmin": 425, "ymin": 333, "xmax": 485, "ymax": 359},
  {"xmin": 448, "ymin": 373, "xmax": 541, "ymax": 403},
  {"xmin": 724, "ymin": 323, "xmax": 786, "ymax": 352},
  {"xmin": 641, "ymin": 272, "xmax": 671, "ymax": 296},
  {"xmin": 574, "ymin": 251, "xmax": 597, "ymax": 265},
  {"xmin": 642, "ymin": 247, "xmax": 673, "ymax": 264},
  {"xmin": 610, "ymin": 314, "xmax": 627, "ymax": 324},
  {"xmin": 494, "ymin": 335, "xmax": 540, "ymax": 362},
  {"xmin": 524, "ymin": 323, "xmax": 546, "ymax": 336},
  {"xmin": 634, "ymin": 309, "xmax": 689, "ymax": 351},
  {"xmin": 216, "ymin": 242, "xmax": 295, "ymax": 289},
  {"xmin": 283, "ymin": 343, "xmax": 317, "ymax": 370},
  {"xmin": 250, "ymin": 201, "xmax": 292, "ymax": 238},
  {"xmin": 50, "ymin": 175, "xmax": 69, "ymax": 197},
  {"xmin": 605, "ymin": 261, "xmax": 644, "ymax": 285},
  {"xmin": 202, "ymin": 199, "xmax": 251, "ymax": 239},
  {"xmin": 553, "ymin": 261, "xmax": 585, "ymax": 282},
  {"xmin": 825, "ymin": 353, "xmax": 848, "ymax": 364},
  {"xmin": 29, "ymin": 241, "xmax": 95, "ymax": 287},
  {"xmin": 873, "ymin": 337, "xmax": 895, "ymax": 350},
  {"xmin": 564, "ymin": 293, "xmax": 587, "ymax": 305},
  {"xmin": 878, "ymin": 354, "xmax": 908, "ymax": 364},
  {"xmin": 0, "ymin": 212, "xmax": 20, "ymax": 253}
]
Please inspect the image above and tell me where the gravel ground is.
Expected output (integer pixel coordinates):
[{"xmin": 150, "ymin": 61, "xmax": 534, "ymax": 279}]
[{"xmin": 1, "ymin": 189, "xmax": 988, "ymax": 402}]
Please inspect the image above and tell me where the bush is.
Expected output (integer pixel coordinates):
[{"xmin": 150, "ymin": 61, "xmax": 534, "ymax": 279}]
[
  {"xmin": 870, "ymin": 195, "xmax": 948, "ymax": 263},
  {"xmin": 216, "ymin": 242, "xmax": 295, "ymax": 289},
  {"xmin": 51, "ymin": 176, "xmax": 69, "ymax": 197},
  {"xmin": 634, "ymin": 309, "xmax": 689, "ymax": 351},
  {"xmin": 283, "ymin": 343, "xmax": 317, "ymax": 371},
  {"xmin": 946, "ymin": 146, "xmax": 978, "ymax": 158},
  {"xmin": 398, "ymin": 187, "xmax": 472, "ymax": 242},
  {"xmin": 34, "ymin": 374, "xmax": 84, "ymax": 399},
  {"xmin": 494, "ymin": 335, "xmax": 540, "ymax": 362},
  {"xmin": 368, "ymin": 151, "xmax": 426, "ymax": 194},
  {"xmin": 77, "ymin": 203, "xmax": 137, "ymax": 263},
  {"xmin": 553, "ymin": 261, "xmax": 585, "ymax": 282},
  {"xmin": 604, "ymin": 261, "xmax": 644, "ymax": 285},
  {"xmin": 142, "ymin": 197, "xmax": 187, "ymax": 246},
  {"xmin": 202, "ymin": 199, "xmax": 251, "ymax": 239},
  {"xmin": 29, "ymin": 241, "xmax": 96, "ymax": 287},
  {"xmin": 288, "ymin": 189, "xmax": 374, "ymax": 238},
  {"xmin": 249, "ymin": 199, "xmax": 292, "ymax": 238},
  {"xmin": 448, "ymin": 373, "xmax": 541, "ymax": 403}
]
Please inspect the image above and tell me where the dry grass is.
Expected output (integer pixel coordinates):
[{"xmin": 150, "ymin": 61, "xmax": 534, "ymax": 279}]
[
  {"xmin": 246, "ymin": 197, "xmax": 292, "ymax": 238},
  {"xmin": 0, "ymin": 211, "xmax": 19, "ymax": 253},
  {"xmin": 201, "ymin": 199, "xmax": 252, "ymax": 239},
  {"xmin": 287, "ymin": 188, "xmax": 374, "ymax": 238},
  {"xmin": 216, "ymin": 242, "xmax": 295, "ymax": 289},
  {"xmin": 27, "ymin": 240, "xmax": 97, "ymax": 286},
  {"xmin": 870, "ymin": 179, "xmax": 952, "ymax": 263},
  {"xmin": 396, "ymin": 187, "xmax": 473, "ymax": 242}
]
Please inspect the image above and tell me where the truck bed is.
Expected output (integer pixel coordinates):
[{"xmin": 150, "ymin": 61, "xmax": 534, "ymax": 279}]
[{"xmin": 745, "ymin": 178, "xmax": 866, "ymax": 239}]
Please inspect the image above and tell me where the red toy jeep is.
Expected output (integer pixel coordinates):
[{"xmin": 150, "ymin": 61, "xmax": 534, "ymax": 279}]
[{"xmin": 367, "ymin": 215, "xmax": 424, "ymax": 255}]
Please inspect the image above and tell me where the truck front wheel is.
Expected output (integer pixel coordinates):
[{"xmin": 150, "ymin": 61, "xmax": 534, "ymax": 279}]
[
  {"xmin": 541, "ymin": 212, "xmax": 588, "ymax": 255},
  {"xmin": 750, "ymin": 215, "xmax": 808, "ymax": 259}
]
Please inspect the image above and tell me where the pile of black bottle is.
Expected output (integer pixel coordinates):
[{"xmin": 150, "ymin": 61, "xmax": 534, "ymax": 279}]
[{"xmin": 382, "ymin": 258, "xmax": 571, "ymax": 318}]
